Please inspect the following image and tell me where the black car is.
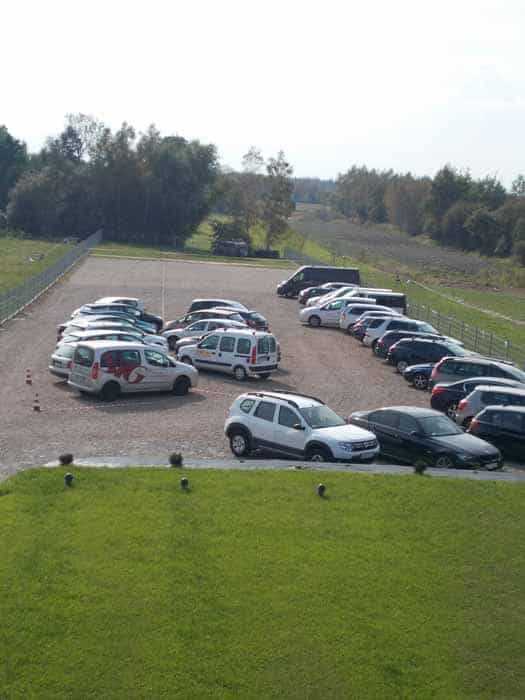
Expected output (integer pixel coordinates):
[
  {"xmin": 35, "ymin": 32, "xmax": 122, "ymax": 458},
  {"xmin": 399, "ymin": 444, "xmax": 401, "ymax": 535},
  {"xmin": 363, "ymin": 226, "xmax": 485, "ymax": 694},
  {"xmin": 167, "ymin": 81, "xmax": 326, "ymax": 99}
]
[
  {"xmin": 277, "ymin": 265, "xmax": 361, "ymax": 297},
  {"xmin": 374, "ymin": 330, "xmax": 461, "ymax": 359},
  {"xmin": 387, "ymin": 338, "xmax": 470, "ymax": 373},
  {"xmin": 76, "ymin": 303, "xmax": 163, "ymax": 331},
  {"xmin": 467, "ymin": 406, "xmax": 525, "ymax": 462},
  {"xmin": 431, "ymin": 377, "xmax": 523, "ymax": 418},
  {"xmin": 298, "ymin": 284, "xmax": 348, "ymax": 305},
  {"xmin": 349, "ymin": 406, "xmax": 503, "ymax": 470},
  {"xmin": 214, "ymin": 308, "xmax": 269, "ymax": 331},
  {"xmin": 402, "ymin": 363, "xmax": 434, "ymax": 390}
]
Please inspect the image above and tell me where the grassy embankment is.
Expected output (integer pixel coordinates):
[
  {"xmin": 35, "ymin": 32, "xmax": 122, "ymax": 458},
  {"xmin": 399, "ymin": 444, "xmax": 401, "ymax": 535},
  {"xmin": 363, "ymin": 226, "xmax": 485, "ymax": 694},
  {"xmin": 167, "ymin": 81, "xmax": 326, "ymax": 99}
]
[
  {"xmin": 1, "ymin": 467, "xmax": 524, "ymax": 698},
  {"xmin": 0, "ymin": 235, "xmax": 72, "ymax": 293}
]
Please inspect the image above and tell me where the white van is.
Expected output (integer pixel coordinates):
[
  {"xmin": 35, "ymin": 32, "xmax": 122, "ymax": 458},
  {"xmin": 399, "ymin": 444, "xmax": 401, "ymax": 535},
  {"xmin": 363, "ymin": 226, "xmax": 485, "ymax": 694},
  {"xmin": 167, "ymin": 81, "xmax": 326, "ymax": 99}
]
[
  {"xmin": 177, "ymin": 329, "xmax": 279, "ymax": 381},
  {"xmin": 68, "ymin": 341, "xmax": 198, "ymax": 401}
]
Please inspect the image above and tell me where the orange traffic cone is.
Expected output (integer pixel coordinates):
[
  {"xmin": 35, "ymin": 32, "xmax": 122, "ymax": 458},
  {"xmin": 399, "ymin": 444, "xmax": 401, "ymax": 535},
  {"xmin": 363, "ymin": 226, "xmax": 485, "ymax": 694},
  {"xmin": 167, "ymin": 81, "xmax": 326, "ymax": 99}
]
[
  {"xmin": 25, "ymin": 369, "xmax": 32, "ymax": 385},
  {"xmin": 33, "ymin": 393, "xmax": 41, "ymax": 412}
]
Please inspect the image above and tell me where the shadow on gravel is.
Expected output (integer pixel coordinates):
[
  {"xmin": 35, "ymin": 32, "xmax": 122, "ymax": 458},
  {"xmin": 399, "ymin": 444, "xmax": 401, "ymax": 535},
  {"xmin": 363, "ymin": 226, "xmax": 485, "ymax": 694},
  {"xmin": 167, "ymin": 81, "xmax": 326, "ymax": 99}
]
[{"xmin": 71, "ymin": 389, "xmax": 206, "ymax": 413}]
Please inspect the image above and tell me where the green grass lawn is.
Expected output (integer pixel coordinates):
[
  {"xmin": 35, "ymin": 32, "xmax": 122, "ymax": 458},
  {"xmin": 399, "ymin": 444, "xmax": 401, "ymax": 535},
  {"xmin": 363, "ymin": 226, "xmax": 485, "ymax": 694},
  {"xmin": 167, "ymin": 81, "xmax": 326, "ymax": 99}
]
[
  {"xmin": 1, "ymin": 468, "xmax": 524, "ymax": 698},
  {"xmin": 0, "ymin": 235, "xmax": 72, "ymax": 293}
]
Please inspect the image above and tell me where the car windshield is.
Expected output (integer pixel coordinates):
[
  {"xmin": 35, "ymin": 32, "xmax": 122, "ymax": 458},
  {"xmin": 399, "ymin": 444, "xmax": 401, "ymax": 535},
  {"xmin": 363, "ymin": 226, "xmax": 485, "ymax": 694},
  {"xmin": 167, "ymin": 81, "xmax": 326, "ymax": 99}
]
[
  {"xmin": 418, "ymin": 415, "xmax": 462, "ymax": 436},
  {"xmin": 299, "ymin": 405, "xmax": 346, "ymax": 429},
  {"xmin": 418, "ymin": 323, "xmax": 436, "ymax": 333},
  {"xmin": 504, "ymin": 366, "xmax": 525, "ymax": 383}
]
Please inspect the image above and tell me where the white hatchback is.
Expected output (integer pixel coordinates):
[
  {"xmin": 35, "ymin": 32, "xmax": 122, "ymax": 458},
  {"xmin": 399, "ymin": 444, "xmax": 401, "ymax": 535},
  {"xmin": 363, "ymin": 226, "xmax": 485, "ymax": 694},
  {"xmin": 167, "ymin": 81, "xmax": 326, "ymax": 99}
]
[
  {"xmin": 299, "ymin": 297, "xmax": 374, "ymax": 327},
  {"xmin": 68, "ymin": 341, "xmax": 198, "ymax": 401}
]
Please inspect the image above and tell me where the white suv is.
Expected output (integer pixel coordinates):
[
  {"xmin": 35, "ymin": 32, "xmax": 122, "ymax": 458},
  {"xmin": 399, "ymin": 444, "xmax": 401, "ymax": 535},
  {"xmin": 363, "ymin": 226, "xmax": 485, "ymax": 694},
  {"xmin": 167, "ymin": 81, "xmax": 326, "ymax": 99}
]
[
  {"xmin": 224, "ymin": 391, "xmax": 380, "ymax": 462},
  {"xmin": 362, "ymin": 318, "xmax": 438, "ymax": 348},
  {"xmin": 68, "ymin": 341, "xmax": 198, "ymax": 401}
]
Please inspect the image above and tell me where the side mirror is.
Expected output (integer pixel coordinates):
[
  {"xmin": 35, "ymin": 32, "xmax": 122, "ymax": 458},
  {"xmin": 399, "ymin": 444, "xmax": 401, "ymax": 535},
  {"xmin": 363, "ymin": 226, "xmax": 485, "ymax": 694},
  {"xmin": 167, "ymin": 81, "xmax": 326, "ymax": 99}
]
[{"xmin": 293, "ymin": 423, "xmax": 305, "ymax": 431}]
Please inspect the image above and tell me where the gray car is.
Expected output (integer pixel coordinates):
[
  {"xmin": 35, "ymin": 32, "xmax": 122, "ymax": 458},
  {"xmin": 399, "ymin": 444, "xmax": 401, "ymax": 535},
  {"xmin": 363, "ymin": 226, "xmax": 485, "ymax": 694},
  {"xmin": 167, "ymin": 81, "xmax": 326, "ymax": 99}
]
[
  {"xmin": 49, "ymin": 342, "xmax": 77, "ymax": 379},
  {"xmin": 456, "ymin": 384, "xmax": 525, "ymax": 427},
  {"xmin": 430, "ymin": 356, "xmax": 525, "ymax": 387}
]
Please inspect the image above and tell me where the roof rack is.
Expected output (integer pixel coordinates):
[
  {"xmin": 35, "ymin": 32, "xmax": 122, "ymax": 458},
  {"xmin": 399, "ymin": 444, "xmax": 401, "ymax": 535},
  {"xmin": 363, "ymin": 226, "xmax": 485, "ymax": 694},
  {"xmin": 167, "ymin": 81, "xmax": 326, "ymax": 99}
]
[{"xmin": 246, "ymin": 390, "xmax": 325, "ymax": 406}]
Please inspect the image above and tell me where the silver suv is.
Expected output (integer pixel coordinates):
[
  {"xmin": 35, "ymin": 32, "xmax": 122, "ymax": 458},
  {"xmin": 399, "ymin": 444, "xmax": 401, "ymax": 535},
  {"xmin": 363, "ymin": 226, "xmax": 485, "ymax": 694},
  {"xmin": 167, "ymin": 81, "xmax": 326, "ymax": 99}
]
[
  {"xmin": 430, "ymin": 356, "xmax": 525, "ymax": 386},
  {"xmin": 456, "ymin": 385, "xmax": 525, "ymax": 427},
  {"xmin": 224, "ymin": 391, "xmax": 379, "ymax": 462}
]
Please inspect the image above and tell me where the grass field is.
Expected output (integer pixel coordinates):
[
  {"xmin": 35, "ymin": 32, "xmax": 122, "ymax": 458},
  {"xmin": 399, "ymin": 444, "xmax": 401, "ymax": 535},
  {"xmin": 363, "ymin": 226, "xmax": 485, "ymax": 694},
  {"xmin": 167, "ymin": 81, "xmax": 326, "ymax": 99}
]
[
  {"xmin": 1, "ymin": 468, "xmax": 524, "ymax": 698},
  {"xmin": 0, "ymin": 235, "xmax": 72, "ymax": 293}
]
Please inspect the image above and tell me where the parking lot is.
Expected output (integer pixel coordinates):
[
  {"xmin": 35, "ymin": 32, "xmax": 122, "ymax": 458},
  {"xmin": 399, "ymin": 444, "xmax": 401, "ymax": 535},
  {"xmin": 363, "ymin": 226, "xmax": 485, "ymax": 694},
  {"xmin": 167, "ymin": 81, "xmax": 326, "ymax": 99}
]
[{"xmin": 0, "ymin": 256, "xmax": 432, "ymax": 478}]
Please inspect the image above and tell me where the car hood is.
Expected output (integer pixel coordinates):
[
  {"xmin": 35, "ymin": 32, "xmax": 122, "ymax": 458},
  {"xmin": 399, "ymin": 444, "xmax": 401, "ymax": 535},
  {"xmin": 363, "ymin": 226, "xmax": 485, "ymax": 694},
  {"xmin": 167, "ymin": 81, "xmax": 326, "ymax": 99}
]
[
  {"xmin": 427, "ymin": 432, "xmax": 500, "ymax": 456},
  {"xmin": 300, "ymin": 305, "xmax": 322, "ymax": 315},
  {"xmin": 312, "ymin": 424, "xmax": 376, "ymax": 443}
]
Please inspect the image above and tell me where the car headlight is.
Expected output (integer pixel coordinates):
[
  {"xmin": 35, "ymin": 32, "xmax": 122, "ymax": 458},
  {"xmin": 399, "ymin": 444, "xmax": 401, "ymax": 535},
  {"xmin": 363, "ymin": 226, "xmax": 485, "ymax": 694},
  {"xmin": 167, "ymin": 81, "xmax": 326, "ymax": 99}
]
[{"xmin": 337, "ymin": 442, "xmax": 354, "ymax": 452}]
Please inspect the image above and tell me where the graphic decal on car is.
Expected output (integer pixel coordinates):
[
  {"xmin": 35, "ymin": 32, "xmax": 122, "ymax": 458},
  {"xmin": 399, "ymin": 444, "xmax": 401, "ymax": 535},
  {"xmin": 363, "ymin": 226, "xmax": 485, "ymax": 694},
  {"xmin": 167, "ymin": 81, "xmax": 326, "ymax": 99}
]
[{"xmin": 108, "ymin": 365, "xmax": 147, "ymax": 383}]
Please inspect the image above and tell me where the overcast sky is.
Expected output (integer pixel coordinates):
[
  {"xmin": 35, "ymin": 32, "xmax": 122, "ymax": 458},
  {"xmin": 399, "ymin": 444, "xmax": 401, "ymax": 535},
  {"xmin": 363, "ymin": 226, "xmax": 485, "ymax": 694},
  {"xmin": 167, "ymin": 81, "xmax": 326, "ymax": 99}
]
[{"xmin": 2, "ymin": 0, "xmax": 524, "ymax": 185}]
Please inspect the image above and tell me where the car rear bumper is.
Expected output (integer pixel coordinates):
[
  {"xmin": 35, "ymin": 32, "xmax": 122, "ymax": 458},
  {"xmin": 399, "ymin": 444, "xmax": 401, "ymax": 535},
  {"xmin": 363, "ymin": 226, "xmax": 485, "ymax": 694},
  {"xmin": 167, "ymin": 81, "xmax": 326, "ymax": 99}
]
[{"xmin": 49, "ymin": 365, "xmax": 70, "ymax": 379}]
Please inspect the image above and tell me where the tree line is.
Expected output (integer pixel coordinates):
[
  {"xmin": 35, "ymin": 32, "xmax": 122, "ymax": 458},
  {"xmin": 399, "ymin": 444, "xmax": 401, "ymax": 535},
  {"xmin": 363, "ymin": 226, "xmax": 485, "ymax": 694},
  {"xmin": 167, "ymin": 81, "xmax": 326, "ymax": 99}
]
[
  {"xmin": 331, "ymin": 165, "xmax": 525, "ymax": 264},
  {"xmin": 0, "ymin": 120, "xmax": 295, "ymax": 251}
]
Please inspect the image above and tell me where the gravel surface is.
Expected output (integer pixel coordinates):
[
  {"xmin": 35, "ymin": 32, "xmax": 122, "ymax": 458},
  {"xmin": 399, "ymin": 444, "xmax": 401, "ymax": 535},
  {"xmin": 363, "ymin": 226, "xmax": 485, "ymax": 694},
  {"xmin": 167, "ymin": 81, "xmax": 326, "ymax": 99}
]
[{"xmin": 0, "ymin": 255, "xmax": 455, "ymax": 478}]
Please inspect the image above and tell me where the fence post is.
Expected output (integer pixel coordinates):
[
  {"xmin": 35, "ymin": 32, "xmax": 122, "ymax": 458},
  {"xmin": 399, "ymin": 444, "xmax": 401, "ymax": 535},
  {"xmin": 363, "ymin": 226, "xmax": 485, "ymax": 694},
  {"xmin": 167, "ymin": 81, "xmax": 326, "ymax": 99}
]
[{"xmin": 488, "ymin": 333, "xmax": 493, "ymax": 357}]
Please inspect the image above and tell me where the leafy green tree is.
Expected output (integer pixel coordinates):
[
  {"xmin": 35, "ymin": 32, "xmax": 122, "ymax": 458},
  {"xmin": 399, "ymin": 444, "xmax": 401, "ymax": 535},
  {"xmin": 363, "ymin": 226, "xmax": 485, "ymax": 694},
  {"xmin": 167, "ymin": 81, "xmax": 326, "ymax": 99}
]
[
  {"xmin": 425, "ymin": 165, "xmax": 472, "ymax": 238},
  {"xmin": 465, "ymin": 207, "xmax": 501, "ymax": 255},
  {"xmin": 511, "ymin": 174, "xmax": 525, "ymax": 198},
  {"xmin": 261, "ymin": 151, "xmax": 294, "ymax": 249},
  {"xmin": 441, "ymin": 201, "xmax": 476, "ymax": 249},
  {"xmin": 513, "ymin": 239, "xmax": 525, "ymax": 265},
  {"xmin": 469, "ymin": 175, "xmax": 506, "ymax": 211},
  {"xmin": 0, "ymin": 126, "xmax": 28, "ymax": 210}
]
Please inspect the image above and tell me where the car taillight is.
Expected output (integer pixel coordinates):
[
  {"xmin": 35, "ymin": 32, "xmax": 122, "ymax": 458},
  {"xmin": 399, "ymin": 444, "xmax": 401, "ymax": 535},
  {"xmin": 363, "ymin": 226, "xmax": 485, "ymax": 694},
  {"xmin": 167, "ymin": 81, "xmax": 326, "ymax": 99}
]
[
  {"xmin": 91, "ymin": 362, "xmax": 100, "ymax": 379},
  {"xmin": 431, "ymin": 385, "xmax": 446, "ymax": 396},
  {"xmin": 250, "ymin": 346, "xmax": 257, "ymax": 364},
  {"xmin": 377, "ymin": 338, "xmax": 384, "ymax": 346},
  {"xmin": 431, "ymin": 359, "xmax": 444, "ymax": 380},
  {"xmin": 468, "ymin": 418, "xmax": 479, "ymax": 432},
  {"xmin": 458, "ymin": 399, "xmax": 468, "ymax": 411}
]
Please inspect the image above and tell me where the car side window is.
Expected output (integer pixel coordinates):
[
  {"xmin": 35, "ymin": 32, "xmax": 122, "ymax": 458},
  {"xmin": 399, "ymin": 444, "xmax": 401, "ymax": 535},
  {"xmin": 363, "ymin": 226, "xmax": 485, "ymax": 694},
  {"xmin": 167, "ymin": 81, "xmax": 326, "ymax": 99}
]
[
  {"xmin": 120, "ymin": 350, "xmax": 141, "ymax": 367},
  {"xmin": 254, "ymin": 401, "xmax": 276, "ymax": 422},
  {"xmin": 278, "ymin": 405, "xmax": 300, "ymax": 428},
  {"xmin": 219, "ymin": 336, "xmax": 236, "ymax": 352},
  {"xmin": 190, "ymin": 321, "xmax": 207, "ymax": 331},
  {"xmin": 199, "ymin": 335, "xmax": 220, "ymax": 350},
  {"xmin": 145, "ymin": 349, "xmax": 169, "ymax": 367},
  {"xmin": 100, "ymin": 350, "xmax": 119, "ymax": 367},
  {"xmin": 328, "ymin": 300, "xmax": 342, "ymax": 310},
  {"xmin": 487, "ymin": 365, "xmax": 506, "ymax": 378},
  {"xmin": 398, "ymin": 414, "xmax": 418, "ymax": 433},
  {"xmin": 502, "ymin": 412, "xmax": 523, "ymax": 431},
  {"xmin": 369, "ymin": 410, "xmax": 399, "ymax": 428},
  {"xmin": 237, "ymin": 338, "xmax": 251, "ymax": 355}
]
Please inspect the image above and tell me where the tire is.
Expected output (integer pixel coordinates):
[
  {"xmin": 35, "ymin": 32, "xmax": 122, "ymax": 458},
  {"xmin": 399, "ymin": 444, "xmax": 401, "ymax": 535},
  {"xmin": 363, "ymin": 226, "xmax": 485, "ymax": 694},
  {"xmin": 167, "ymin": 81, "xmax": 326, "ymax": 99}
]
[
  {"xmin": 229, "ymin": 429, "xmax": 251, "ymax": 457},
  {"xmin": 434, "ymin": 454, "xmax": 455, "ymax": 469},
  {"xmin": 233, "ymin": 365, "xmax": 248, "ymax": 381},
  {"xmin": 445, "ymin": 401, "xmax": 458, "ymax": 419},
  {"xmin": 396, "ymin": 360, "xmax": 408, "ymax": 373},
  {"xmin": 173, "ymin": 376, "xmax": 190, "ymax": 395},
  {"xmin": 180, "ymin": 355, "xmax": 192, "ymax": 366},
  {"xmin": 308, "ymin": 315, "xmax": 321, "ymax": 328},
  {"xmin": 168, "ymin": 336, "xmax": 179, "ymax": 351},
  {"xmin": 306, "ymin": 445, "xmax": 331, "ymax": 462},
  {"xmin": 258, "ymin": 373, "xmax": 271, "ymax": 380},
  {"xmin": 100, "ymin": 381, "xmax": 121, "ymax": 402},
  {"xmin": 371, "ymin": 339, "xmax": 379, "ymax": 352},
  {"xmin": 413, "ymin": 373, "xmax": 429, "ymax": 390}
]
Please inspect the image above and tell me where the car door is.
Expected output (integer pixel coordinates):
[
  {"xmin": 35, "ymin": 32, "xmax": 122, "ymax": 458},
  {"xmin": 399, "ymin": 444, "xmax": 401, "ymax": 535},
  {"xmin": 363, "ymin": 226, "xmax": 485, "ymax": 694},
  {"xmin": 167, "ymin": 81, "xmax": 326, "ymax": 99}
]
[
  {"xmin": 396, "ymin": 413, "xmax": 422, "ymax": 464},
  {"xmin": 252, "ymin": 400, "xmax": 278, "ymax": 451},
  {"xmin": 112, "ymin": 349, "xmax": 145, "ymax": 392},
  {"xmin": 367, "ymin": 410, "xmax": 401, "ymax": 459},
  {"xmin": 194, "ymin": 334, "xmax": 220, "ymax": 369},
  {"xmin": 321, "ymin": 299, "xmax": 344, "ymax": 325},
  {"xmin": 216, "ymin": 335, "xmax": 237, "ymax": 373},
  {"xmin": 144, "ymin": 348, "xmax": 172, "ymax": 389},
  {"xmin": 274, "ymin": 405, "xmax": 306, "ymax": 456}
]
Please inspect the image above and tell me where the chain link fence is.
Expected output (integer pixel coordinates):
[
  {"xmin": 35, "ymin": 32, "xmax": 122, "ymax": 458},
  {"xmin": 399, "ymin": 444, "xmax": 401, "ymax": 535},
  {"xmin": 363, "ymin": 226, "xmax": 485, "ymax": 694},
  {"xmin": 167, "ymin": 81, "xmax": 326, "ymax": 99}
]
[{"xmin": 0, "ymin": 230, "xmax": 103, "ymax": 326}]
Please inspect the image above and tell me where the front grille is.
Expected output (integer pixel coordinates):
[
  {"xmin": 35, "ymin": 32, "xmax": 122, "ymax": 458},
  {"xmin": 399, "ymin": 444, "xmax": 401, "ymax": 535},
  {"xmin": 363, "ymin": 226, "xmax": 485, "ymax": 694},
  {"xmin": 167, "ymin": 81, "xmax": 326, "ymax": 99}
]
[{"xmin": 352, "ymin": 440, "xmax": 378, "ymax": 451}]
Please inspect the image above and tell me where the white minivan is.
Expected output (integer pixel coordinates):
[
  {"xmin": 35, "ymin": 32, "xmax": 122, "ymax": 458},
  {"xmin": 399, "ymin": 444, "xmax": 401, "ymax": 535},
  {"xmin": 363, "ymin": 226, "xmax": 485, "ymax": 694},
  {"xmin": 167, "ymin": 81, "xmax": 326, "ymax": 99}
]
[
  {"xmin": 68, "ymin": 341, "xmax": 198, "ymax": 401},
  {"xmin": 177, "ymin": 329, "xmax": 279, "ymax": 381}
]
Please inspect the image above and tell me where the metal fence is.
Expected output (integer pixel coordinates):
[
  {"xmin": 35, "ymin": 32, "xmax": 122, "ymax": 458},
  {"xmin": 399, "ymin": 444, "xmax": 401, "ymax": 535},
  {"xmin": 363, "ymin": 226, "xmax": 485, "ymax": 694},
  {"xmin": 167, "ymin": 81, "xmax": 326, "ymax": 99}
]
[
  {"xmin": 0, "ymin": 229, "xmax": 103, "ymax": 326},
  {"xmin": 408, "ymin": 301, "xmax": 525, "ymax": 367}
]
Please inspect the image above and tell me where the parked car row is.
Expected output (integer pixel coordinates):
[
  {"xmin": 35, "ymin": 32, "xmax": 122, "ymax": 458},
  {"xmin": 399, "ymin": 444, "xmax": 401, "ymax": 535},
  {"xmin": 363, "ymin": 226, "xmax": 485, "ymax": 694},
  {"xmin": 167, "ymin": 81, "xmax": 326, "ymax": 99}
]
[
  {"xmin": 285, "ymin": 274, "xmax": 525, "ymax": 465},
  {"xmin": 50, "ymin": 295, "xmax": 281, "ymax": 400}
]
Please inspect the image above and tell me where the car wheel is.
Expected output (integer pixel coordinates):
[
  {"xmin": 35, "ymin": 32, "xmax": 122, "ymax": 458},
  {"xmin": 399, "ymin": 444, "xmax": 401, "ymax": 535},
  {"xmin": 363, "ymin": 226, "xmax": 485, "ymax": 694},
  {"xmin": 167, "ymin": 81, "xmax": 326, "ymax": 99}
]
[
  {"xmin": 100, "ymin": 381, "xmax": 121, "ymax": 402},
  {"xmin": 371, "ymin": 340, "xmax": 379, "ymax": 352},
  {"xmin": 168, "ymin": 336, "xmax": 179, "ymax": 351},
  {"xmin": 308, "ymin": 315, "xmax": 321, "ymax": 328},
  {"xmin": 396, "ymin": 360, "xmax": 408, "ymax": 373},
  {"xmin": 173, "ymin": 376, "xmax": 190, "ymax": 395},
  {"xmin": 180, "ymin": 355, "xmax": 192, "ymax": 366},
  {"xmin": 413, "ymin": 373, "xmax": 429, "ymax": 390},
  {"xmin": 233, "ymin": 365, "xmax": 248, "ymax": 381},
  {"xmin": 306, "ymin": 445, "xmax": 331, "ymax": 462},
  {"xmin": 229, "ymin": 429, "xmax": 251, "ymax": 457},
  {"xmin": 434, "ymin": 454, "xmax": 455, "ymax": 469},
  {"xmin": 445, "ymin": 401, "xmax": 458, "ymax": 419},
  {"xmin": 258, "ymin": 373, "xmax": 271, "ymax": 380}
]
